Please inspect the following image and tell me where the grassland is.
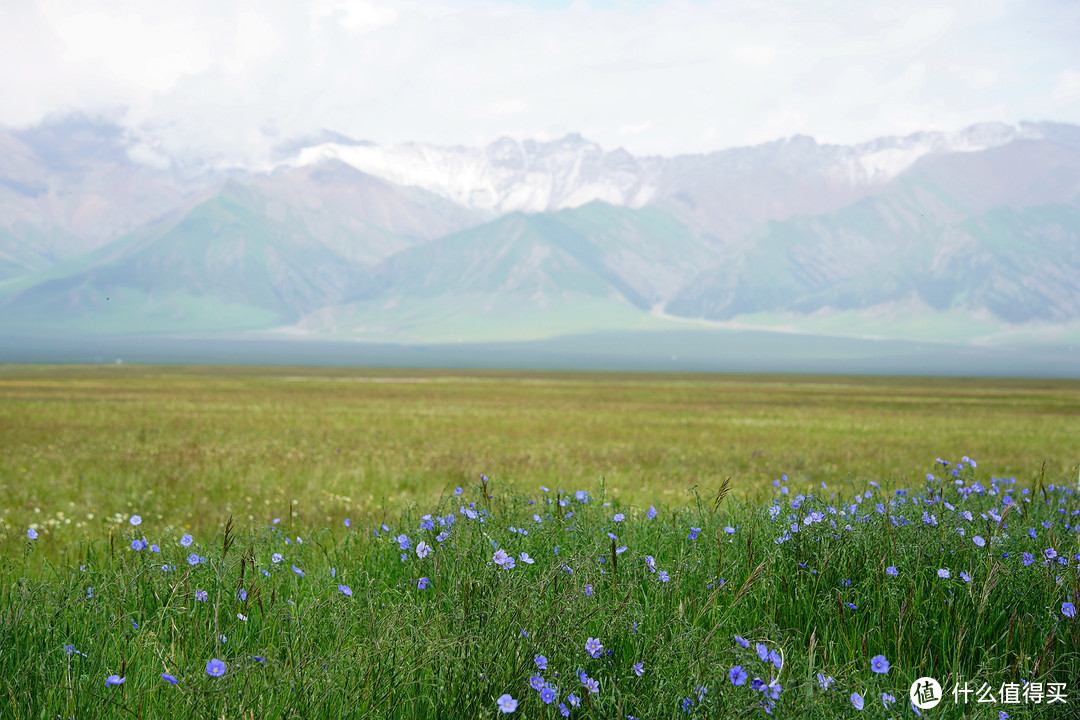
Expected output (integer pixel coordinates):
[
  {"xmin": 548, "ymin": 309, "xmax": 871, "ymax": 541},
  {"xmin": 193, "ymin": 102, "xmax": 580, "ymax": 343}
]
[
  {"xmin": 2, "ymin": 367, "xmax": 1079, "ymax": 718},
  {"xmin": 1, "ymin": 366, "xmax": 1078, "ymax": 542}
]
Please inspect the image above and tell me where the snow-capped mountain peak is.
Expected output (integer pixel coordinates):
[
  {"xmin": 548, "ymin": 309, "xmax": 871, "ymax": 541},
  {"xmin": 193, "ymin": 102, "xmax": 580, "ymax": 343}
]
[
  {"xmin": 277, "ymin": 122, "xmax": 1065, "ymax": 214},
  {"xmin": 282, "ymin": 133, "xmax": 655, "ymax": 214},
  {"xmin": 832, "ymin": 122, "xmax": 1039, "ymax": 184}
]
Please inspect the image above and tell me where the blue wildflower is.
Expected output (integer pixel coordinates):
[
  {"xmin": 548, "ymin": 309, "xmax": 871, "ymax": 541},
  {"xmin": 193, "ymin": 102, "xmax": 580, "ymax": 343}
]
[{"xmin": 870, "ymin": 655, "xmax": 890, "ymax": 674}]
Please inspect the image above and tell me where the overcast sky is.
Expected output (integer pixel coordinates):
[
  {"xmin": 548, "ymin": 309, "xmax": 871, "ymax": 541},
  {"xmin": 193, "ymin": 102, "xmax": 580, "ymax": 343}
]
[{"xmin": 2, "ymin": 0, "xmax": 1078, "ymax": 166}]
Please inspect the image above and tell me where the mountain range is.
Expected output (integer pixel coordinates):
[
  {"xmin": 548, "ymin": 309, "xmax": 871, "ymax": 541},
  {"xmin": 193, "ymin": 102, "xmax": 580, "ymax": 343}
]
[{"xmin": 1, "ymin": 115, "xmax": 1079, "ymax": 364}]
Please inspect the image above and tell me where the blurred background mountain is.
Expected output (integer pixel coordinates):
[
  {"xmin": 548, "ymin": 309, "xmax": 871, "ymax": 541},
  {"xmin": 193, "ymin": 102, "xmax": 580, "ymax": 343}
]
[{"xmin": 1, "ymin": 116, "xmax": 1077, "ymax": 372}]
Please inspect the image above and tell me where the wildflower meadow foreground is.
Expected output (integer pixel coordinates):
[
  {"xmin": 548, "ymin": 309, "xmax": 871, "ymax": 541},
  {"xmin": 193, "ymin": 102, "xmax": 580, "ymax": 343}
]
[{"xmin": 3, "ymin": 459, "xmax": 1079, "ymax": 719}]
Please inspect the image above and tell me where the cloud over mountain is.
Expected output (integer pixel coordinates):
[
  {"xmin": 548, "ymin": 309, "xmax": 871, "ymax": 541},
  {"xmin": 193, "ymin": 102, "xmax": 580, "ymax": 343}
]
[{"xmin": 2, "ymin": 1, "xmax": 1079, "ymax": 169}]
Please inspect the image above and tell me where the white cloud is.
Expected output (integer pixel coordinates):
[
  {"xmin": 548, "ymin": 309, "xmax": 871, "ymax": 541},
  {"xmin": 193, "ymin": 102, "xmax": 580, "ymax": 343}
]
[
  {"xmin": 225, "ymin": 10, "xmax": 282, "ymax": 74},
  {"xmin": 484, "ymin": 99, "xmax": 530, "ymax": 117},
  {"xmin": 41, "ymin": 1, "xmax": 218, "ymax": 91},
  {"xmin": 0, "ymin": 0, "xmax": 1077, "ymax": 167},
  {"xmin": 950, "ymin": 64, "xmax": 1000, "ymax": 91},
  {"xmin": 745, "ymin": 106, "xmax": 808, "ymax": 146},
  {"xmin": 314, "ymin": 0, "xmax": 398, "ymax": 34},
  {"xmin": 126, "ymin": 141, "xmax": 172, "ymax": 169},
  {"xmin": 883, "ymin": 6, "xmax": 957, "ymax": 49},
  {"xmin": 1053, "ymin": 69, "xmax": 1080, "ymax": 104},
  {"xmin": 617, "ymin": 120, "xmax": 650, "ymax": 136},
  {"xmin": 729, "ymin": 43, "xmax": 776, "ymax": 67}
]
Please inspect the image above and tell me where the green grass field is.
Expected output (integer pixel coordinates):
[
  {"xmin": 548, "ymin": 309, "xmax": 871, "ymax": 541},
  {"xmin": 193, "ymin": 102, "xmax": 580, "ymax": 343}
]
[
  {"xmin": 1, "ymin": 367, "xmax": 1079, "ymax": 718},
  {"xmin": 2, "ymin": 366, "xmax": 1078, "ymax": 540}
]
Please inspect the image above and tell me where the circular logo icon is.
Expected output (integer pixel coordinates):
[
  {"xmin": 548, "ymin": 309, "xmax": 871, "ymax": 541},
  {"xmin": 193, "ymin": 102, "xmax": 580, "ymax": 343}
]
[{"xmin": 910, "ymin": 677, "xmax": 943, "ymax": 710}]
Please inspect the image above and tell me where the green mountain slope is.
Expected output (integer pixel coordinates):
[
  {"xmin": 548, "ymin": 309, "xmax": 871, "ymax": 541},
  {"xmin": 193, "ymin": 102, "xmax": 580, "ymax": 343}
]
[
  {"xmin": 246, "ymin": 160, "xmax": 485, "ymax": 263},
  {"xmin": 299, "ymin": 203, "xmax": 716, "ymax": 342},
  {"xmin": 0, "ymin": 226, "xmax": 57, "ymax": 280},
  {"xmin": 666, "ymin": 140, "xmax": 1080, "ymax": 333},
  {"xmin": 0, "ymin": 161, "xmax": 488, "ymax": 336},
  {"xmin": 350, "ymin": 202, "xmax": 715, "ymax": 306},
  {"xmin": 0, "ymin": 183, "xmax": 367, "ymax": 334},
  {"xmin": 937, "ymin": 203, "xmax": 1080, "ymax": 322},
  {"xmin": 667, "ymin": 198, "xmax": 1080, "ymax": 330}
]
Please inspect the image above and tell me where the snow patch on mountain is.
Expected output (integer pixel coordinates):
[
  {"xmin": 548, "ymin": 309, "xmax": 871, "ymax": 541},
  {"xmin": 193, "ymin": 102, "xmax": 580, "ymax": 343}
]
[
  {"xmin": 285, "ymin": 134, "xmax": 658, "ymax": 213},
  {"xmin": 829, "ymin": 122, "xmax": 1041, "ymax": 185},
  {"xmin": 280, "ymin": 122, "xmax": 1054, "ymax": 214}
]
